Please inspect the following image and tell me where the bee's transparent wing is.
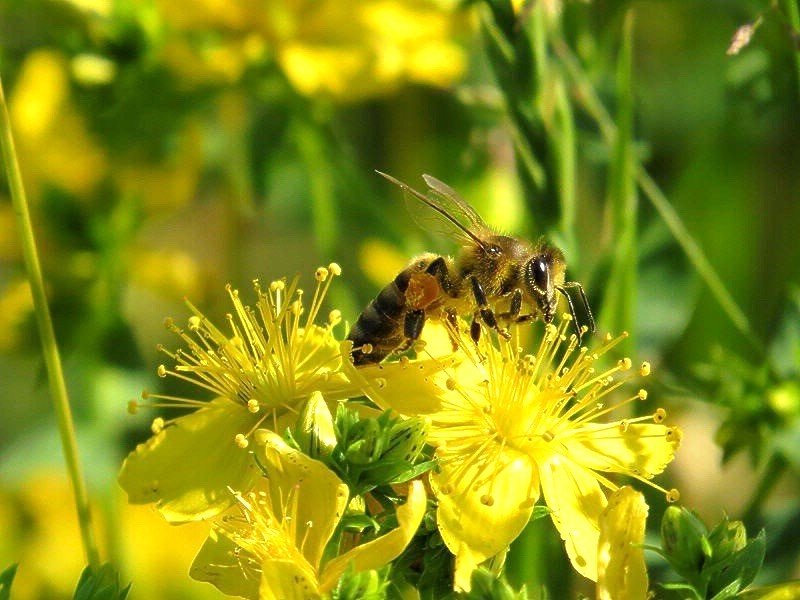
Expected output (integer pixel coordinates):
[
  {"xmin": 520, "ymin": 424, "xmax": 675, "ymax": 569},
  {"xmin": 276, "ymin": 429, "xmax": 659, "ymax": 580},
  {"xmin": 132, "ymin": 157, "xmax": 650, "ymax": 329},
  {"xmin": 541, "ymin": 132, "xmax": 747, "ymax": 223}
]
[{"xmin": 376, "ymin": 171, "xmax": 491, "ymax": 249}]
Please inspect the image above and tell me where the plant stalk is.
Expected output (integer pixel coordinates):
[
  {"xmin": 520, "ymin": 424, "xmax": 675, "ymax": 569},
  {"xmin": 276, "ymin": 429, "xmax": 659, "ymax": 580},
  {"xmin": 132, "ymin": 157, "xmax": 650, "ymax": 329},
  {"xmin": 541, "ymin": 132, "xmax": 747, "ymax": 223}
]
[{"xmin": 0, "ymin": 77, "xmax": 101, "ymax": 570}]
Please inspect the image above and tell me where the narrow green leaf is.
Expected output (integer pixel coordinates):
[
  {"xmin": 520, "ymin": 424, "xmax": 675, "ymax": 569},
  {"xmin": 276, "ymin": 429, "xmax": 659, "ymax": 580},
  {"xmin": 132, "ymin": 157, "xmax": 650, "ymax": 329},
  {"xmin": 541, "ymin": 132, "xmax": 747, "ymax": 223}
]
[{"xmin": 0, "ymin": 564, "xmax": 18, "ymax": 600}]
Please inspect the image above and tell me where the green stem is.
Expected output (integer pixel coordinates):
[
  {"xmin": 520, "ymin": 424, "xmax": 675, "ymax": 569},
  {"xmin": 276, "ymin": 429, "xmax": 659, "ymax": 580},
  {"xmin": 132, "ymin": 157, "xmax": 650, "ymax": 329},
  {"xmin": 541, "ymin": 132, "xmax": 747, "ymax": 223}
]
[
  {"xmin": 553, "ymin": 38, "xmax": 764, "ymax": 355},
  {"xmin": 0, "ymin": 77, "xmax": 101, "ymax": 570},
  {"xmin": 784, "ymin": 0, "xmax": 800, "ymax": 103}
]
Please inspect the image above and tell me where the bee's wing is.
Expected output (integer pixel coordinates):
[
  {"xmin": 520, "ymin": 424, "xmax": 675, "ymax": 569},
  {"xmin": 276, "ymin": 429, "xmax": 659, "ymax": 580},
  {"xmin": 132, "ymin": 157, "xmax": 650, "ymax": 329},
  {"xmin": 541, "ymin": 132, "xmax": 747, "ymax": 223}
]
[{"xmin": 376, "ymin": 171, "xmax": 491, "ymax": 249}]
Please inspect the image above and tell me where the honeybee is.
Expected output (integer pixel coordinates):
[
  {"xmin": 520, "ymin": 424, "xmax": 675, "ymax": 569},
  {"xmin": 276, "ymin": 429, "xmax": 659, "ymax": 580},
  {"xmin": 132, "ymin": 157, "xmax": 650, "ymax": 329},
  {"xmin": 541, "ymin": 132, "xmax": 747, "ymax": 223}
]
[{"xmin": 347, "ymin": 172, "xmax": 595, "ymax": 365}]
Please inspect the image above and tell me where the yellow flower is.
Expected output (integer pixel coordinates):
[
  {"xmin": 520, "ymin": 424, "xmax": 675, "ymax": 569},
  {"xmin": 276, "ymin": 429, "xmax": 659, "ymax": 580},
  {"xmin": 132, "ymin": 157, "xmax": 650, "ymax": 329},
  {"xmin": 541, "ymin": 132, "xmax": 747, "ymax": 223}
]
[
  {"xmin": 119, "ymin": 265, "xmax": 364, "ymax": 522},
  {"xmin": 596, "ymin": 487, "xmax": 649, "ymax": 600},
  {"xmin": 347, "ymin": 315, "xmax": 681, "ymax": 589},
  {"xmin": 189, "ymin": 430, "xmax": 427, "ymax": 599},
  {"xmin": 265, "ymin": 0, "xmax": 467, "ymax": 101}
]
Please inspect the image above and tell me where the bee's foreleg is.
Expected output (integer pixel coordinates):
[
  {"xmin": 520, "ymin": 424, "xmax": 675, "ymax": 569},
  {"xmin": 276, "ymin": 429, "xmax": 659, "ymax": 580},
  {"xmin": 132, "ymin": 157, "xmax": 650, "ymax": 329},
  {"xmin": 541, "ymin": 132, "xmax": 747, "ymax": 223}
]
[
  {"xmin": 557, "ymin": 282, "xmax": 596, "ymax": 339},
  {"xmin": 469, "ymin": 277, "xmax": 510, "ymax": 340}
]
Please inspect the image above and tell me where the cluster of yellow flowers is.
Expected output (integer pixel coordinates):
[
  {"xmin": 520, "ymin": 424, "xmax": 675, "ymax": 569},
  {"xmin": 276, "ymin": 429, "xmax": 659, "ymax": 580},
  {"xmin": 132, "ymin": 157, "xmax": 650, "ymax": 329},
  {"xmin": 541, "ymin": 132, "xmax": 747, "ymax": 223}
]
[{"xmin": 119, "ymin": 266, "xmax": 681, "ymax": 597}]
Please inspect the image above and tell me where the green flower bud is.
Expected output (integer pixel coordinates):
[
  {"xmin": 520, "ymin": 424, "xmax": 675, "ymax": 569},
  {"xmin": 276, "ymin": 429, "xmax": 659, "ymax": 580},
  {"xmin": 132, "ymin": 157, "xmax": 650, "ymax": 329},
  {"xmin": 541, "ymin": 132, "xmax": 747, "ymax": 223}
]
[
  {"xmin": 707, "ymin": 517, "xmax": 747, "ymax": 565},
  {"xmin": 661, "ymin": 506, "xmax": 712, "ymax": 580}
]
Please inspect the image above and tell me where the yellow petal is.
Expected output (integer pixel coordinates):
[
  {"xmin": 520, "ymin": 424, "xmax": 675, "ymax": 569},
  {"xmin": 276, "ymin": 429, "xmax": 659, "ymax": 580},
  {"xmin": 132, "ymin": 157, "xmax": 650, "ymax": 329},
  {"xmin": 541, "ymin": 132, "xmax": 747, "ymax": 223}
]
[
  {"xmin": 259, "ymin": 558, "xmax": 321, "ymax": 600},
  {"xmin": 341, "ymin": 340, "xmax": 453, "ymax": 415},
  {"xmin": 596, "ymin": 487, "xmax": 649, "ymax": 600},
  {"xmin": 190, "ymin": 528, "xmax": 260, "ymax": 599},
  {"xmin": 318, "ymin": 480, "xmax": 427, "ymax": 593},
  {"xmin": 257, "ymin": 430, "xmax": 349, "ymax": 570},
  {"xmin": 118, "ymin": 398, "xmax": 260, "ymax": 522},
  {"xmin": 563, "ymin": 423, "xmax": 681, "ymax": 479},
  {"xmin": 538, "ymin": 453, "xmax": 607, "ymax": 581},
  {"xmin": 431, "ymin": 447, "xmax": 539, "ymax": 589}
]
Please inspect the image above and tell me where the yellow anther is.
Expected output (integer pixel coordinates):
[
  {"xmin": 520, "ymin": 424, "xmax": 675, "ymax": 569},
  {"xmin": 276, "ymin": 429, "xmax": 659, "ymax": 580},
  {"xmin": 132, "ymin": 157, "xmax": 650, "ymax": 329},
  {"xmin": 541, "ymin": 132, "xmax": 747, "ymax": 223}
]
[
  {"xmin": 156, "ymin": 365, "xmax": 167, "ymax": 378},
  {"xmin": 235, "ymin": 433, "xmax": 249, "ymax": 449},
  {"xmin": 188, "ymin": 315, "xmax": 202, "ymax": 331},
  {"xmin": 638, "ymin": 389, "xmax": 648, "ymax": 400},
  {"xmin": 328, "ymin": 262, "xmax": 342, "ymax": 276},
  {"xmin": 480, "ymin": 494, "xmax": 495, "ymax": 507},
  {"xmin": 619, "ymin": 420, "xmax": 630, "ymax": 432},
  {"xmin": 328, "ymin": 309, "xmax": 342, "ymax": 325},
  {"xmin": 361, "ymin": 343, "xmax": 373, "ymax": 355},
  {"xmin": 127, "ymin": 400, "xmax": 139, "ymax": 415},
  {"xmin": 640, "ymin": 362, "xmax": 651, "ymax": 377},
  {"xmin": 151, "ymin": 417, "xmax": 165, "ymax": 434},
  {"xmin": 315, "ymin": 267, "xmax": 329, "ymax": 282},
  {"xmin": 619, "ymin": 357, "xmax": 632, "ymax": 370},
  {"xmin": 653, "ymin": 408, "xmax": 667, "ymax": 423},
  {"xmin": 247, "ymin": 399, "xmax": 260, "ymax": 413},
  {"xmin": 445, "ymin": 377, "xmax": 457, "ymax": 391},
  {"xmin": 666, "ymin": 488, "xmax": 681, "ymax": 503},
  {"xmin": 270, "ymin": 280, "xmax": 285, "ymax": 292}
]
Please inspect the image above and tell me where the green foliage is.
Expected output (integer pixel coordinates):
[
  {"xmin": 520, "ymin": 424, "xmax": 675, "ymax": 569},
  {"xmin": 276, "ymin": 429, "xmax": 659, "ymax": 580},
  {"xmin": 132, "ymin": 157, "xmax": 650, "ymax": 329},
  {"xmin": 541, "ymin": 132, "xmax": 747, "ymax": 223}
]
[
  {"xmin": 330, "ymin": 565, "xmax": 391, "ymax": 600},
  {"xmin": 330, "ymin": 405, "xmax": 434, "ymax": 497},
  {"xmin": 457, "ymin": 568, "xmax": 530, "ymax": 600},
  {"xmin": 657, "ymin": 507, "xmax": 765, "ymax": 599},
  {"xmin": 695, "ymin": 290, "xmax": 800, "ymax": 466},
  {"xmin": 0, "ymin": 565, "xmax": 17, "ymax": 600},
  {"xmin": 73, "ymin": 564, "xmax": 131, "ymax": 600}
]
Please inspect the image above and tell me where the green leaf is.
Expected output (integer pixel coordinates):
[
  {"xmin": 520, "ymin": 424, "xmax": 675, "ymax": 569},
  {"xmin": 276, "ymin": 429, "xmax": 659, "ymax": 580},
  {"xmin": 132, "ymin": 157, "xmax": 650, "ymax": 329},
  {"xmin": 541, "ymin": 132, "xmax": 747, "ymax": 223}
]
[
  {"xmin": 0, "ymin": 564, "xmax": 18, "ymax": 600},
  {"xmin": 73, "ymin": 564, "xmax": 131, "ymax": 600}
]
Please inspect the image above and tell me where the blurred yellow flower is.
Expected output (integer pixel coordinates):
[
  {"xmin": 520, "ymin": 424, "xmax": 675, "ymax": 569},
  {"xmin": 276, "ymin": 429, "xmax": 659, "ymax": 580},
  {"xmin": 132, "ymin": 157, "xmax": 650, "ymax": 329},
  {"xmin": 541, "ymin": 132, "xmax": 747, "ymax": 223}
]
[
  {"xmin": 155, "ymin": 0, "xmax": 466, "ymax": 96},
  {"xmin": 190, "ymin": 430, "xmax": 427, "ymax": 599},
  {"xmin": 349, "ymin": 315, "xmax": 681, "ymax": 590},
  {"xmin": 10, "ymin": 50, "xmax": 107, "ymax": 199},
  {"xmin": 266, "ymin": 0, "xmax": 467, "ymax": 101},
  {"xmin": 119, "ymin": 266, "xmax": 379, "ymax": 522},
  {"xmin": 0, "ymin": 279, "xmax": 33, "ymax": 351}
]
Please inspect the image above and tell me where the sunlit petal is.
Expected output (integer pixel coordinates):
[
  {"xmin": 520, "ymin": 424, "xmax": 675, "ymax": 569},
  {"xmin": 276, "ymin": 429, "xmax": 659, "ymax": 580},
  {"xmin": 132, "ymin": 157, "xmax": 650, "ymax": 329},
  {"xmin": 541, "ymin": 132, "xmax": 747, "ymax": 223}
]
[
  {"xmin": 563, "ymin": 423, "xmax": 681, "ymax": 479},
  {"xmin": 119, "ymin": 398, "xmax": 260, "ymax": 522},
  {"xmin": 257, "ymin": 430, "xmax": 349, "ymax": 570},
  {"xmin": 190, "ymin": 529, "xmax": 260, "ymax": 599},
  {"xmin": 431, "ymin": 447, "xmax": 539, "ymax": 582},
  {"xmin": 539, "ymin": 453, "xmax": 607, "ymax": 581}
]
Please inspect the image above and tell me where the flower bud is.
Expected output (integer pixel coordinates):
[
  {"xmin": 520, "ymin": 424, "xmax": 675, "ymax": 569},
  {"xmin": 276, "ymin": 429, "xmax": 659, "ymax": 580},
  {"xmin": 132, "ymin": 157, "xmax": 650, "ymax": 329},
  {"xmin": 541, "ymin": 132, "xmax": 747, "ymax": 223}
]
[
  {"xmin": 293, "ymin": 391, "xmax": 337, "ymax": 459},
  {"xmin": 660, "ymin": 506, "xmax": 711, "ymax": 580}
]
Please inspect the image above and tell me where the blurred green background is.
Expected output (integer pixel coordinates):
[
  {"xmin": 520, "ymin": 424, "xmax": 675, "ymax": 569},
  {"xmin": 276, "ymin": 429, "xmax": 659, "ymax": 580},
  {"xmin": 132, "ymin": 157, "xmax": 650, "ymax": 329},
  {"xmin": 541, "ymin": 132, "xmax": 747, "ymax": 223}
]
[{"xmin": 1, "ymin": 0, "xmax": 799, "ymax": 597}]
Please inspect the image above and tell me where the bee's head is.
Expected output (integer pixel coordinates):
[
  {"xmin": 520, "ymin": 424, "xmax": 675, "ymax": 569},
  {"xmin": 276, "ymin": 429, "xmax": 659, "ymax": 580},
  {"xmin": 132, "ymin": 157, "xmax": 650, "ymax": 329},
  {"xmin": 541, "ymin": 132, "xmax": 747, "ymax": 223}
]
[
  {"xmin": 524, "ymin": 255, "xmax": 558, "ymax": 323},
  {"xmin": 523, "ymin": 242, "xmax": 567, "ymax": 324}
]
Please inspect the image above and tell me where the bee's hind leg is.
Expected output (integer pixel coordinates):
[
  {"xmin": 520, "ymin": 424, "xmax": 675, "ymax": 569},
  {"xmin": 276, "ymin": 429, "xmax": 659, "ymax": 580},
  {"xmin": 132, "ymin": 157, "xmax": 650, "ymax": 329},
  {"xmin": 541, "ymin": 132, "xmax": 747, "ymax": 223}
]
[{"xmin": 391, "ymin": 309, "xmax": 426, "ymax": 356}]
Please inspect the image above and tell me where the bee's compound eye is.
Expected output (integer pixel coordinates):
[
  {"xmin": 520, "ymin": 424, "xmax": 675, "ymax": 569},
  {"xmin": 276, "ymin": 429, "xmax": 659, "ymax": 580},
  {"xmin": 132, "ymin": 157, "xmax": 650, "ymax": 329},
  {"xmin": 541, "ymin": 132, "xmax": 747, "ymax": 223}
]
[
  {"xmin": 487, "ymin": 244, "xmax": 502, "ymax": 257},
  {"xmin": 528, "ymin": 257, "xmax": 550, "ymax": 293}
]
